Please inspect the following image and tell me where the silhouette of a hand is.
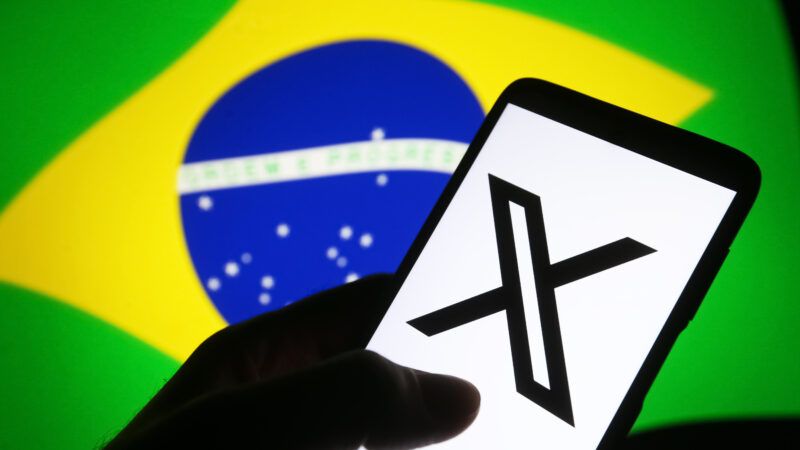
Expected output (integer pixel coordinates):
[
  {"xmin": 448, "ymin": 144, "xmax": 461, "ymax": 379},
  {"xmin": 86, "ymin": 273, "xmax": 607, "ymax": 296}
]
[{"xmin": 105, "ymin": 275, "xmax": 480, "ymax": 449}]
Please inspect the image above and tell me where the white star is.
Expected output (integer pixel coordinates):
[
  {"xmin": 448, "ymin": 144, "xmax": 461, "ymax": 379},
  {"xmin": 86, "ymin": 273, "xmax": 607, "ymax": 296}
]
[
  {"xmin": 259, "ymin": 292, "xmax": 271, "ymax": 305},
  {"xmin": 198, "ymin": 195, "xmax": 213, "ymax": 211},
  {"xmin": 241, "ymin": 253, "xmax": 252, "ymax": 264},
  {"xmin": 207, "ymin": 277, "xmax": 221, "ymax": 292},
  {"xmin": 336, "ymin": 256, "xmax": 348, "ymax": 268},
  {"xmin": 261, "ymin": 275, "xmax": 275, "ymax": 289},
  {"xmin": 339, "ymin": 225, "xmax": 353, "ymax": 240},
  {"xmin": 359, "ymin": 233, "xmax": 373, "ymax": 248},
  {"xmin": 371, "ymin": 127, "xmax": 385, "ymax": 141},
  {"xmin": 276, "ymin": 223, "xmax": 290, "ymax": 238},
  {"xmin": 224, "ymin": 261, "xmax": 239, "ymax": 277},
  {"xmin": 376, "ymin": 173, "xmax": 389, "ymax": 187},
  {"xmin": 326, "ymin": 246, "xmax": 339, "ymax": 260},
  {"xmin": 345, "ymin": 272, "xmax": 359, "ymax": 283}
]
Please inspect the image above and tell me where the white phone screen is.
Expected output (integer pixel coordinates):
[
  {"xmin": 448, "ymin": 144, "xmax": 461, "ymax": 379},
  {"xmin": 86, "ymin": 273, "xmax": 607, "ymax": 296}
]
[{"xmin": 366, "ymin": 103, "xmax": 736, "ymax": 449}]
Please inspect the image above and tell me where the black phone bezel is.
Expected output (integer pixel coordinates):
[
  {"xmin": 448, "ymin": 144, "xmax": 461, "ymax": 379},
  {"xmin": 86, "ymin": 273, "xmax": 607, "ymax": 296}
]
[{"xmin": 370, "ymin": 78, "xmax": 761, "ymax": 448}]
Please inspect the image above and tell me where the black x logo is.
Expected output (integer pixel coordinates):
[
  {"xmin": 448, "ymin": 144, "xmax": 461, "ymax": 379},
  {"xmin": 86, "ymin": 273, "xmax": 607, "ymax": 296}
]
[{"xmin": 408, "ymin": 175, "xmax": 656, "ymax": 426}]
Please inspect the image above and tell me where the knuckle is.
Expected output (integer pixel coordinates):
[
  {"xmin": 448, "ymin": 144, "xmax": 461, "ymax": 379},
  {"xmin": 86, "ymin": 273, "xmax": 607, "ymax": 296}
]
[
  {"xmin": 194, "ymin": 326, "xmax": 234, "ymax": 357},
  {"xmin": 352, "ymin": 350, "xmax": 394, "ymax": 378},
  {"xmin": 350, "ymin": 350, "xmax": 408, "ymax": 407}
]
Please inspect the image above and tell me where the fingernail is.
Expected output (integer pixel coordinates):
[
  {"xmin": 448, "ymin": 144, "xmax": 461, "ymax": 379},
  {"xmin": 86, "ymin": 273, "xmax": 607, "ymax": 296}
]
[{"xmin": 417, "ymin": 372, "xmax": 481, "ymax": 428}]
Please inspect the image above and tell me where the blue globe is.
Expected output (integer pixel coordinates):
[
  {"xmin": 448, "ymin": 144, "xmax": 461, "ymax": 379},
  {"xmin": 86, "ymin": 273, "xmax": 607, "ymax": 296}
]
[{"xmin": 180, "ymin": 40, "xmax": 484, "ymax": 324}]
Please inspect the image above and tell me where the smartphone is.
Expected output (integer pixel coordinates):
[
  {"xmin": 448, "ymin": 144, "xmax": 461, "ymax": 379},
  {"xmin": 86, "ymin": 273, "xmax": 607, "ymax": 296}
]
[{"xmin": 366, "ymin": 79, "xmax": 760, "ymax": 449}]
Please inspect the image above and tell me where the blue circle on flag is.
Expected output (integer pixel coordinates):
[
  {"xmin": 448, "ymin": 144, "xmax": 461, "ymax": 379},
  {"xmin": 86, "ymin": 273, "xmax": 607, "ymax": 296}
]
[{"xmin": 180, "ymin": 40, "xmax": 484, "ymax": 324}]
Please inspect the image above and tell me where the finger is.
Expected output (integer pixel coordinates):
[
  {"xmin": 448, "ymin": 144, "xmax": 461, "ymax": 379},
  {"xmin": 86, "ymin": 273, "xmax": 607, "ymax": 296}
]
[
  {"xmin": 107, "ymin": 275, "xmax": 400, "ymax": 445},
  {"xmin": 280, "ymin": 273, "xmax": 398, "ymax": 350},
  {"xmin": 122, "ymin": 350, "xmax": 481, "ymax": 450},
  {"xmin": 230, "ymin": 273, "xmax": 398, "ymax": 357},
  {"xmin": 131, "ymin": 275, "xmax": 396, "ymax": 422}
]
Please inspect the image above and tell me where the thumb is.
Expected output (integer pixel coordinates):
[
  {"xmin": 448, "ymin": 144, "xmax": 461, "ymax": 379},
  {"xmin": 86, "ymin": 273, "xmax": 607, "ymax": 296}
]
[{"xmin": 113, "ymin": 351, "xmax": 480, "ymax": 450}]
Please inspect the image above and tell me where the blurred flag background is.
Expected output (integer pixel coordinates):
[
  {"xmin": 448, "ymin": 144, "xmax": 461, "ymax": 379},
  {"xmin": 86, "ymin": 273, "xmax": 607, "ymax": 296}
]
[{"xmin": 0, "ymin": 1, "xmax": 798, "ymax": 448}]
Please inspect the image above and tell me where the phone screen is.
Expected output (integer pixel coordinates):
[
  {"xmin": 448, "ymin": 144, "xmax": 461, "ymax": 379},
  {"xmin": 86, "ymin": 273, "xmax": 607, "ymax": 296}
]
[{"xmin": 366, "ymin": 103, "xmax": 737, "ymax": 449}]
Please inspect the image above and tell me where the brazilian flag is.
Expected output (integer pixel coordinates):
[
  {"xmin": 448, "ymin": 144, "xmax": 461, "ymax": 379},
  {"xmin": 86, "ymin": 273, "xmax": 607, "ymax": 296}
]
[{"xmin": 1, "ymin": 1, "xmax": 798, "ymax": 448}]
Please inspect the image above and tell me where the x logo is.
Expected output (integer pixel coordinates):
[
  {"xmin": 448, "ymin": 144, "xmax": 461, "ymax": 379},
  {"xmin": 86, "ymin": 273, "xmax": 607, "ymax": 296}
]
[{"xmin": 409, "ymin": 175, "xmax": 656, "ymax": 425}]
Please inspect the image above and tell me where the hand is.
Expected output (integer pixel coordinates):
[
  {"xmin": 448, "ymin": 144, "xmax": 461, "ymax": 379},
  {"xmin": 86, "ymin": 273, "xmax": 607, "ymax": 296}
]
[{"xmin": 105, "ymin": 275, "xmax": 481, "ymax": 449}]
